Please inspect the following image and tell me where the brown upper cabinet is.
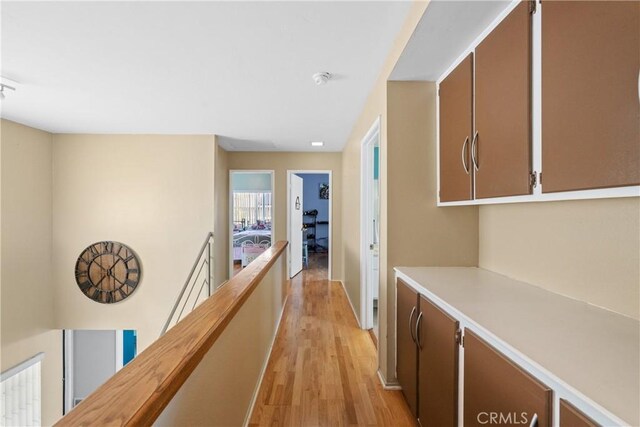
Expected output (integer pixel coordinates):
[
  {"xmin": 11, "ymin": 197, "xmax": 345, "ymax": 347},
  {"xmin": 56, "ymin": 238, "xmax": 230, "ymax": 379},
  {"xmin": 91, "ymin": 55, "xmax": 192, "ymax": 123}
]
[
  {"xmin": 439, "ymin": 0, "xmax": 639, "ymax": 204},
  {"xmin": 541, "ymin": 1, "xmax": 640, "ymax": 193},
  {"xmin": 439, "ymin": 54, "xmax": 474, "ymax": 202},
  {"xmin": 439, "ymin": 2, "xmax": 533, "ymax": 202},
  {"xmin": 474, "ymin": 1, "xmax": 532, "ymax": 198}
]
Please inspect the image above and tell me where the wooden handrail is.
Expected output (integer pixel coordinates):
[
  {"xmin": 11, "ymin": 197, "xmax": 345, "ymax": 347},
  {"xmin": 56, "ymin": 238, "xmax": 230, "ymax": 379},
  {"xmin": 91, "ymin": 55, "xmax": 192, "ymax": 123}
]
[{"xmin": 55, "ymin": 241, "xmax": 288, "ymax": 427}]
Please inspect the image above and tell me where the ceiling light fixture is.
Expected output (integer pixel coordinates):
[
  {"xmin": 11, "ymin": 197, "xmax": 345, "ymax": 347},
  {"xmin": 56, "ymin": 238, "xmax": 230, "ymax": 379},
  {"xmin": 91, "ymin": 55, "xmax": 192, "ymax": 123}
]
[
  {"xmin": 311, "ymin": 141, "xmax": 324, "ymax": 147},
  {"xmin": 0, "ymin": 84, "xmax": 16, "ymax": 101},
  {"xmin": 312, "ymin": 72, "xmax": 332, "ymax": 86}
]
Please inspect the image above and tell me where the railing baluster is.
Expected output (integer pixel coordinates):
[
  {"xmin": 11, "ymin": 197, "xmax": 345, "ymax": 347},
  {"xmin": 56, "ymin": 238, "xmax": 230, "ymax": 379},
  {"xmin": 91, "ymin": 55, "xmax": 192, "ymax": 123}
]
[
  {"xmin": 176, "ymin": 257, "xmax": 209, "ymax": 323},
  {"xmin": 192, "ymin": 279, "xmax": 209, "ymax": 312},
  {"xmin": 161, "ymin": 233, "xmax": 214, "ymax": 336}
]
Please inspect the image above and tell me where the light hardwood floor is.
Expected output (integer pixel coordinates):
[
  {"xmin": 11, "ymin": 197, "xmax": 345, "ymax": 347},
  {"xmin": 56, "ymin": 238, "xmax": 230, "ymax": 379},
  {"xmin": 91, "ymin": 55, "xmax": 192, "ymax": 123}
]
[{"xmin": 248, "ymin": 254, "xmax": 416, "ymax": 426}]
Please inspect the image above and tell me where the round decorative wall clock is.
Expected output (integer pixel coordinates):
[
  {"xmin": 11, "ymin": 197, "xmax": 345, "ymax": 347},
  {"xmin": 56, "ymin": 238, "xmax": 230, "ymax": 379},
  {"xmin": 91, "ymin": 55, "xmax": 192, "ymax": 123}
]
[{"xmin": 74, "ymin": 241, "xmax": 141, "ymax": 304}]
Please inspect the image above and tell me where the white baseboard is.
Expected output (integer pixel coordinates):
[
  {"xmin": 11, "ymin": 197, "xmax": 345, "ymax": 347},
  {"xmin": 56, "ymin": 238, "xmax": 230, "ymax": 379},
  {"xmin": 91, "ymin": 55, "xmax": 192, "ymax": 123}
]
[
  {"xmin": 242, "ymin": 294, "xmax": 289, "ymax": 427},
  {"xmin": 376, "ymin": 369, "xmax": 402, "ymax": 390},
  {"xmin": 337, "ymin": 280, "xmax": 362, "ymax": 329}
]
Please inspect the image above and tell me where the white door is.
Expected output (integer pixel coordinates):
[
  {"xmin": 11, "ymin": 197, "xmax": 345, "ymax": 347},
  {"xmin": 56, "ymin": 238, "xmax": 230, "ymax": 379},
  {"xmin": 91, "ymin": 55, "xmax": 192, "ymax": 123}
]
[
  {"xmin": 290, "ymin": 174, "xmax": 304, "ymax": 277},
  {"xmin": 366, "ymin": 140, "xmax": 380, "ymax": 333},
  {"xmin": 361, "ymin": 118, "xmax": 381, "ymax": 332}
]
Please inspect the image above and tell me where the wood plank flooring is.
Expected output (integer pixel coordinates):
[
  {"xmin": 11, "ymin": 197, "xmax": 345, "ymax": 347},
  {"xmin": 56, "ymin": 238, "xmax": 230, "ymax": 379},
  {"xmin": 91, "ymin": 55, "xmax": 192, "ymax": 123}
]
[{"xmin": 248, "ymin": 254, "xmax": 416, "ymax": 426}]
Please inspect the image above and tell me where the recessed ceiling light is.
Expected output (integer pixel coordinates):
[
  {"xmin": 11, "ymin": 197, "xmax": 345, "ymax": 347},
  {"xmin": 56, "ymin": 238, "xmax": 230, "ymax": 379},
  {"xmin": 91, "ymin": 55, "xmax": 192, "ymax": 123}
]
[{"xmin": 311, "ymin": 141, "xmax": 324, "ymax": 147}]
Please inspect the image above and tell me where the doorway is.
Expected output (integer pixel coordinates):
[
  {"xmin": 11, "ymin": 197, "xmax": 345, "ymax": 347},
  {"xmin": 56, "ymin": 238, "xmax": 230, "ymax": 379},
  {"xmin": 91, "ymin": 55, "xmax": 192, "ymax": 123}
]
[
  {"xmin": 287, "ymin": 170, "xmax": 332, "ymax": 279},
  {"xmin": 62, "ymin": 329, "xmax": 136, "ymax": 414},
  {"xmin": 360, "ymin": 118, "xmax": 381, "ymax": 336},
  {"xmin": 228, "ymin": 171, "xmax": 274, "ymax": 278}
]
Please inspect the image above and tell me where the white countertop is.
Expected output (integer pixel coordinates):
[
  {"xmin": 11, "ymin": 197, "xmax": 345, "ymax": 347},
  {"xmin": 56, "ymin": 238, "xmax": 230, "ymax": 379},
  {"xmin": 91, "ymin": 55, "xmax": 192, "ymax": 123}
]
[{"xmin": 395, "ymin": 267, "xmax": 639, "ymax": 427}]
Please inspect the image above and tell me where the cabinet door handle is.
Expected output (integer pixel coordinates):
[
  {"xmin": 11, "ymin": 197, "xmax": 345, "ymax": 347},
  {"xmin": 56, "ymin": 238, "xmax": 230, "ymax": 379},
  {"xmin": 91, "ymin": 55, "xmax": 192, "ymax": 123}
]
[
  {"xmin": 415, "ymin": 311, "xmax": 424, "ymax": 349},
  {"xmin": 409, "ymin": 307, "xmax": 417, "ymax": 343},
  {"xmin": 529, "ymin": 413, "xmax": 538, "ymax": 427},
  {"xmin": 471, "ymin": 131, "xmax": 479, "ymax": 171},
  {"xmin": 461, "ymin": 136, "xmax": 470, "ymax": 174}
]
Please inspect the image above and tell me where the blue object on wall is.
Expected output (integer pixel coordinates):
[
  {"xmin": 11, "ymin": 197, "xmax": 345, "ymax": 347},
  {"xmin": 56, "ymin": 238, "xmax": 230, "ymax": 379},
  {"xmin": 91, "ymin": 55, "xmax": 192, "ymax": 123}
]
[
  {"xmin": 374, "ymin": 147, "xmax": 379, "ymax": 180},
  {"xmin": 123, "ymin": 330, "xmax": 137, "ymax": 366}
]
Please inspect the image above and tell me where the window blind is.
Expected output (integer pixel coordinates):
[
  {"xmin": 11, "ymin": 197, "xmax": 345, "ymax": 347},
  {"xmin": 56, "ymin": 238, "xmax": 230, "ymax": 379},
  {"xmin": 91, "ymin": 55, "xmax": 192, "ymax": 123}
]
[{"xmin": 1, "ymin": 353, "xmax": 44, "ymax": 427}]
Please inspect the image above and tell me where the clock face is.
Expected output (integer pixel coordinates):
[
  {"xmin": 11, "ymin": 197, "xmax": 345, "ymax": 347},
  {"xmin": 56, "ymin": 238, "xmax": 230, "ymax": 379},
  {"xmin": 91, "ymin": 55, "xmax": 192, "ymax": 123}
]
[{"xmin": 75, "ymin": 241, "xmax": 141, "ymax": 304}]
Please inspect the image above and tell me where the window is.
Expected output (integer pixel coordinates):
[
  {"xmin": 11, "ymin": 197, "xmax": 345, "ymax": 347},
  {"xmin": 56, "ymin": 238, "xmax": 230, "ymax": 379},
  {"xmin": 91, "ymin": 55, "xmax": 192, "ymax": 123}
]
[{"xmin": 232, "ymin": 192, "xmax": 272, "ymax": 230}]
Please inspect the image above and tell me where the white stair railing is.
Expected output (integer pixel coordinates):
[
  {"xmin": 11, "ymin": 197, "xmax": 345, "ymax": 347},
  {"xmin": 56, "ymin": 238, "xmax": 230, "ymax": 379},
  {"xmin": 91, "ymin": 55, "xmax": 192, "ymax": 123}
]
[{"xmin": 160, "ymin": 233, "xmax": 214, "ymax": 336}]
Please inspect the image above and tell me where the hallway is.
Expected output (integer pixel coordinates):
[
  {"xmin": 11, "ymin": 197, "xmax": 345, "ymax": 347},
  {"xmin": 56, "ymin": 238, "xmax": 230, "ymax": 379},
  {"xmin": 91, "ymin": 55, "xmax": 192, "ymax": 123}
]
[{"xmin": 248, "ymin": 256, "xmax": 415, "ymax": 426}]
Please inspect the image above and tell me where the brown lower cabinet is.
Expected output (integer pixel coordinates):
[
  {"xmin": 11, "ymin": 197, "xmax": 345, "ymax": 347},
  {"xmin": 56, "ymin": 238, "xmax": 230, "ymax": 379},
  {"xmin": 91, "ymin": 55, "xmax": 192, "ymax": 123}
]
[
  {"xmin": 417, "ymin": 295, "xmax": 459, "ymax": 427},
  {"xmin": 559, "ymin": 400, "xmax": 600, "ymax": 427},
  {"xmin": 396, "ymin": 279, "xmax": 418, "ymax": 417},
  {"xmin": 396, "ymin": 280, "xmax": 459, "ymax": 425},
  {"xmin": 464, "ymin": 330, "xmax": 552, "ymax": 427}
]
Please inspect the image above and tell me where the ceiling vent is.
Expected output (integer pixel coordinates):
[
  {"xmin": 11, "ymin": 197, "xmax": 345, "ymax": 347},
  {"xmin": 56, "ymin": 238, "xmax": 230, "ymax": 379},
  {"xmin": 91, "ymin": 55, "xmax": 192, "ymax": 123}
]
[{"xmin": 312, "ymin": 72, "xmax": 332, "ymax": 86}]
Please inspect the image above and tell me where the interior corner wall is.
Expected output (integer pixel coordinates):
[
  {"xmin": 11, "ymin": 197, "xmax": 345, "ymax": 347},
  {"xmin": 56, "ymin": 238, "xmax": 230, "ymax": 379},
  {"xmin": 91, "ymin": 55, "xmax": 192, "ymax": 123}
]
[
  {"xmin": 1, "ymin": 119, "xmax": 63, "ymax": 426},
  {"xmin": 227, "ymin": 152, "xmax": 343, "ymax": 280},
  {"xmin": 383, "ymin": 81, "xmax": 479, "ymax": 380},
  {"xmin": 214, "ymin": 141, "xmax": 229, "ymax": 287},
  {"xmin": 51, "ymin": 134, "xmax": 216, "ymax": 352},
  {"xmin": 479, "ymin": 198, "xmax": 640, "ymax": 319}
]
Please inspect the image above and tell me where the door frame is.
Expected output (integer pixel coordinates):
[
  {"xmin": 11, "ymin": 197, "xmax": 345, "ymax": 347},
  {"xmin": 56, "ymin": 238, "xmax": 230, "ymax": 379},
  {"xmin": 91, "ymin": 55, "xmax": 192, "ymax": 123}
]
[
  {"xmin": 63, "ymin": 330, "xmax": 74, "ymax": 415},
  {"xmin": 115, "ymin": 330, "xmax": 123, "ymax": 372},
  {"xmin": 360, "ymin": 117, "xmax": 381, "ymax": 331},
  {"xmin": 63, "ymin": 329, "xmax": 123, "ymax": 414},
  {"xmin": 228, "ymin": 170, "xmax": 276, "ymax": 279},
  {"xmin": 286, "ymin": 170, "xmax": 333, "ymax": 279}
]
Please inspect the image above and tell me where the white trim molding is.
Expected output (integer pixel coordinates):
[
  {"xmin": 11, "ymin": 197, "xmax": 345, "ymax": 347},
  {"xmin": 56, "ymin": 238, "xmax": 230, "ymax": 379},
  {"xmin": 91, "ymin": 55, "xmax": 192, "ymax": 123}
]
[
  {"xmin": 376, "ymin": 370, "xmax": 402, "ymax": 391},
  {"xmin": 338, "ymin": 280, "xmax": 361, "ymax": 329}
]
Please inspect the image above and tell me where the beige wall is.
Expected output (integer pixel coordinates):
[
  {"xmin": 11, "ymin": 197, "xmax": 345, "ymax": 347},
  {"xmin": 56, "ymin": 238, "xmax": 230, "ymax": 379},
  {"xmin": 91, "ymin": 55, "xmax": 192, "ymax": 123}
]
[
  {"xmin": 1, "ymin": 119, "xmax": 63, "ymax": 425},
  {"xmin": 383, "ymin": 81, "xmax": 479, "ymax": 378},
  {"xmin": 52, "ymin": 134, "xmax": 216, "ymax": 351},
  {"xmin": 228, "ymin": 152, "xmax": 343, "ymax": 280},
  {"xmin": 342, "ymin": 1, "xmax": 431, "ymax": 322},
  {"xmin": 213, "ymin": 141, "xmax": 229, "ymax": 287},
  {"xmin": 157, "ymin": 252, "xmax": 286, "ymax": 426},
  {"xmin": 341, "ymin": 1, "xmax": 441, "ymax": 383},
  {"xmin": 479, "ymin": 198, "xmax": 640, "ymax": 319}
]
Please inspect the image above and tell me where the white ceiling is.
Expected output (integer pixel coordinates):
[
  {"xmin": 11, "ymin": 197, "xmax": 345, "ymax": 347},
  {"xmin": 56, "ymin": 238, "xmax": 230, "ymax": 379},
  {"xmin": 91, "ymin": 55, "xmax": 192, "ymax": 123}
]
[
  {"xmin": 390, "ymin": 0, "xmax": 511, "ymax": 81},
  {"xmin": 1, "ymin": 1, "xmax": 412, "ymax": 151}
]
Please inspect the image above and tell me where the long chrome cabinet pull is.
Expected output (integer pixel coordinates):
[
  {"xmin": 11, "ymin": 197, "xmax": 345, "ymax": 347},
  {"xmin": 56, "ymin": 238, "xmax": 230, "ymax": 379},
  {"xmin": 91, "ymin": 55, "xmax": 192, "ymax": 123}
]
[
  {"xmin": 409, "ymin": 307, "xmax": 417, "ymax": 343},
  {"xmin": 415, "ymin": 312, "xmax": 424, "ymax": 349},
  {"xmin": 461, "ymin": 136, "xmax": 470, "ymax": 174},
  {"xmin": 471, "ymin": 131, "xmax": 479, "ymax": 171},
  {"xmin": 529, "ymin": 413, "xmax": 538, "ymax": 427}
]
